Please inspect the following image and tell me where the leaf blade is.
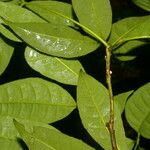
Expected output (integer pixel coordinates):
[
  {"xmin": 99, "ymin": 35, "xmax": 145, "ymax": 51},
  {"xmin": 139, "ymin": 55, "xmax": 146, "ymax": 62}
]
[
  {"xmin": 14, "ymin": 120, "xmax": 95, "ymax": 150},
  {"xmin": 72, "ymin": 0, "xmax": 112, "ymax": 39},
  {"xmin": 25, "ymin": 47, "xmax": 84, "ymax": 85}
]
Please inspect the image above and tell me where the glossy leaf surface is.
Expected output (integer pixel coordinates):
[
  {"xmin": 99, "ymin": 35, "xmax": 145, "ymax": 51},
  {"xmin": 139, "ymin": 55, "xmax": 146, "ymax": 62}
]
[
  {"xmin": 77, "ymin": 72, "xmax": 128, "ymax": 150},
  {"xmin": 0, "ymin": 37, "xmax": 14, "ymax": 75},
  {"xmin": 6, "ymin": 22, "xmax": 99, "ymax": 58},
  {"xmin": 125, "ymin": 82, "xmax": 150, "ymax": 138},
  {"xmin": 72, "ymin": 0, "xmax": 112, "ymax": 39},
  {"xmin": 25, "ymin": 47, "xmax": 84, "ymax": 85},
  {"xmin": 109, "ymin": 16, "xmax": 150, "ymax": 46},
  {"xmin": 132, "ymin": 0, "xmax": 150, "ymax": 12},
  {"xmin": 0, "ymin": 1, "xmax": 44, "ymax": 23},
  {"xmin": 26, "ymin": 1, "xmax": 74, "ymax": 26},
  {"xmin": 114, "ymin": 90, "xmax": 133, "ymax": 113},
  {"xmin": 14, "ymin": 121, "xmax": 94, "ymax": 150},
  {"xmin": 0, "ymin": 78, "xmax": 76, "ymax": 123}
]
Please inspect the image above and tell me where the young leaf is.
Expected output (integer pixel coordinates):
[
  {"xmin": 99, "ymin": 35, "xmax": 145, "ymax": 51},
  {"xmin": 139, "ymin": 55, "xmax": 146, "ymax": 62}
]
[
  {"xmin": 0, "ymin": 137, "xmax": 23, "ymax": 150},
  {"xmin": 109, "ymin": 15, "xmax": 150, "ymax": 47},
  {"xmin": 0, "ymin": 78, "xmax": 76, "ymax": 123},
  {"xmin": 132, "ymin": 0, "xmax": 150, "ymax": 12},
  {"xmin": 0, "ymin": 23, "xmax": 21, "ymax": 42},
  {"xmin": 125, "ymin": 82, "xmax": 150, "ymax": 138},
  {"xmin": 72, "ymin": 0, "xmax": 112, "ymax": 40},
  {"xmin": 6, "ymin": 22, "xmax": 99, "ymax": 58},
  {"xmin": 114, "ymin": 90, "xmax": 134, "ymax": 113},
  {"xmin": 77, "ymin": 71, "xmax": 128, "ymax": 150},
  {"xmin": 25, "ymin": 47, "xmax": 85, "ymax": 85},
  {"xmin": 0, "ymin": 1, "xmax": 45, "ymax": 23},
  {"xmin": 14, "ymin": 120, "xmax": 94, "ymax": 150},
  {"xmin": 0, "ymin": 37, "xmax": 14, "ymax": 75},
  {"xmin": 26, "ymin": 1, "xmax": 75, "ymax": 26}
]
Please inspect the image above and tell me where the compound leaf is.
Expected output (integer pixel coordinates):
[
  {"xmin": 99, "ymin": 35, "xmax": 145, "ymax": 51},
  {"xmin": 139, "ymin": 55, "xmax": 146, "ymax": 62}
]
[{"xmin": 125, "ymin": 82, "xmax": 150, "ymax": 138}]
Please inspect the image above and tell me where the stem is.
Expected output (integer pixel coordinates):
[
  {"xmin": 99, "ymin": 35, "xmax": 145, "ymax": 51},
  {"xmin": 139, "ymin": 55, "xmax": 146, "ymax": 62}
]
[
  {"xmin": 134, "ymin": 133, "xmax": 140, "ymax": 150},
  {"xmin": 105, "ymin": 47, "xmax": 118, "ymax": 150}
]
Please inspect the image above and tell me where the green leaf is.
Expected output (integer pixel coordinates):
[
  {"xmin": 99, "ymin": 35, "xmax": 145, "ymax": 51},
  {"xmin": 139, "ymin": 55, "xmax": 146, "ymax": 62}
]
[
  {"xmin": 25, "ymin": 47, "xmax": 85, "ymax": 85},
  {"xmin": 126, "ymin": 138, "xmax": 135, "ymax": 150},
  {"xmin": 77, "ymin": 71, "xmax": 128, "ymax": 150},
  {"xmin": 112, "ymin": 40, "xmax": 146, "ymax": 61},
  {"xmin": 132, "ymin": 0, "xmax": 150, "ymax": 12},
  {"xmin": 0, "ymin": 23, "xmax": 21, "ymax": 42},
  {"xmin": 0, "ymin": 1, "xmax": 45, "ymax": 23},
  {"xmin": 72, "ymin": 0, "xmax": 112, "ymax": 39},
  {"xmin": 0, "ymin": 137, "xmax": 23, "ymax": 150},
  {"xmin": 6, "ymin": 22, "xmax": 99, "ymax": 58},
  {"xmin": 14, "ymin": 120, "xmax": 94, "ymax": 150},
  {"xmin": 0, "ymin": 117, "xmax": 59, "ymax": 150},
  {"xmin": 0, "ymin": 78, "xmax": 76, "ymax": 123},
  {"xmin": 109, "ymin": 15, "xmax": 150, "ymax": 47},
  {"xmin": 125, "ymin": 82, "xmax": 150, "ymax": 138},
  {"xmin": 114, "ymin": 90, "xmax": 134, "ymax": 113},
  {"xmin": 0, "ymin": 37, "xmax": 14, "ymax": 75},
  {"xmin": 26, "ymin": 1, "xmax": 75, "ymax": 26}
]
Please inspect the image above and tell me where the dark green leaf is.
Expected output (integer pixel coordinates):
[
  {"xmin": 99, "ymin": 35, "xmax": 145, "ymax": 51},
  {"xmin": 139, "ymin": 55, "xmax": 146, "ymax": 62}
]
[
  {"xmin": 0, "ymin": 1, "xmax": 45, "ymax": 23},
  {"xmin": 25, "ymin": 47, "xmax": 85, "ymax": 85},
  {"xmin": 6, "ymin": 22, "xmax": 99, "ymax": 58},
  {"xmin": 77, "ymin": 71, "xmax": 128, "ymax": 150},
  {"xmin": 72, "ymin": 0, "xmax": 112, "ymax": 39},
  {"xmin": 109, "ymin": 16, "xmax": 150, "ymax": 47},
  {"xmin": 26, "ymin": 1, "xmax": 75, "ymax": 26},
  {"xmin": 132, "ymin": 0, "xmax": 150, "ymax": 12},
  {"xmin": 125, "ymin": 82, "xmax": 150, "ymax": 138},
  {"xmin": 14, "ymin": 120, "xmax": 94, "ymax": 150},
  {"xmin": 0, "ymin": 37, "xmax": 14, "ymax": 75},
  {"xmin": 112, "ymin": 40, "xmax": 146, "ymax": 61},
  {"xmin": 114, "ymin": 90, "xmax": 134, "ymax": 113}
]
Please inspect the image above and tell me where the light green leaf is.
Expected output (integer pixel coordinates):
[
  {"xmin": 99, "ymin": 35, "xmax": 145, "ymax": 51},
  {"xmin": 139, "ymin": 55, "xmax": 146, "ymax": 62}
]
[
  {"xmin": 0, "ymin": 37, "xmax": 14, "ymax": 75},
  {"xmin": 126, "ymin": 138, "xmax": 135, "ymax": 150},
  {"xmin": 77, "ymin": 71, "xmax": 128, "ymax": 150},
  {"xmin": 114, "ymin": 90, "xmax": 134, "ymax": 113},
  {"xmin": 0, "ymin": 23, "xmax": 21, "ymax": 42},
  {"xmin": 26, "ymin": 1, "xmax": 75, "ymax": 26},
  {"xmin": 25, "ymin": 47, "xmax": 84, "ymax": 85},
  {"xmin": 0, "ymin": 1, "xmax": 45, "ymax": 23},
  {"xmin": 113, "ymin": 40, "xmax": 146, "ymax": 61},
  {"xmin": 14, "ymin": 120, "xmax": 94, "ymax": 150},
  {"xmin": 6, "ymin": 22, "xmax": 99, "ymax": 58},
  {"xmin": 0, "ymin": 78, "xmax": 76, "ymax": 123},
  {"xmin": 132, "ymin": 0, "xmax": 150, "ymax": 12},
  {"xmin": 125, "ymin": 82, "xmax": 150, "ymax": 138},
  {"xmin": 0, "ymin": 116, "xmax": 59, "ymax": 150},
  {"xmin": 0, "ymin": 137, "xmax": 23, "ymax": 150},
  {"xmin": 109, "ymin": 15, "xmax": 150, "ymax": 47},
  {"xmin": 72, "ymin": 0, "xmax": 112, "ymax": 39}
]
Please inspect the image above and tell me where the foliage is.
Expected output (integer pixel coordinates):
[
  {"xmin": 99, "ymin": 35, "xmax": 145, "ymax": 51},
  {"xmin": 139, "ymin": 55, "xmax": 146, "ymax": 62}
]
[{"xmin": 0, "ymin": 0, "xmax": 150, "ymax": 150}]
